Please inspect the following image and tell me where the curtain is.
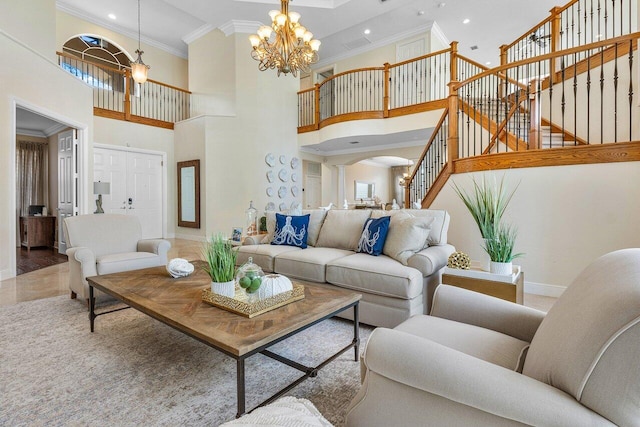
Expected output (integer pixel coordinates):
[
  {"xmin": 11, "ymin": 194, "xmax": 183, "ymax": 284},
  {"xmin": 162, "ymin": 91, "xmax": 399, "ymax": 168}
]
[{"xmin": 16, "ymin": 139, "xmax": 49, "ymax": 217}]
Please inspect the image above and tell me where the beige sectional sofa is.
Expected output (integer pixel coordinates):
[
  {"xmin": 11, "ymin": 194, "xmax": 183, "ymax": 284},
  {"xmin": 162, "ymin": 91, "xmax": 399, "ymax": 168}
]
[{"xmin": 236, "ymin": 208, "xmax": 455, "ymax": 328}]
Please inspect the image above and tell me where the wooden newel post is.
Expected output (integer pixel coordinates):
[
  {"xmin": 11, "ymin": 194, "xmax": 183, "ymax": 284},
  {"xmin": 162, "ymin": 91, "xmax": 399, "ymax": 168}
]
[
  {"xmin": 528, "ymin": 78, "xmax": 541, "ymax": 150},
  {"xmin": 447, "ymin": 81, "xmax": 459, "ymax": 162},
  {"xmin": 314, "ymin": 83, "xmax": 320, "ymax": 130},
  {"xmin": 124, "ymin": 68, "xmax": 132, "ymax": 121},
  {"xmin": 404, "ymin": 183, "xmax": 411, "ymax": 210},
  {"xmin": 550, "ymin": 6, "xmax": 562, "ymax": 85},
  {"xmin": 449, "ymin": 41, "xmax": 458, "ymax": 81},
  {"xmin": 383, "ymin": 63, "xmax": 390, "ymax": 118}
]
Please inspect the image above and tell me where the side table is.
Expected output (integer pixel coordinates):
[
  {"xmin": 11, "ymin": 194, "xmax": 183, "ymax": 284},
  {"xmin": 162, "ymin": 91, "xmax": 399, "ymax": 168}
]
[{"xmin": 442, "ymin": 266, "xmax": 524, "ymax": 304}]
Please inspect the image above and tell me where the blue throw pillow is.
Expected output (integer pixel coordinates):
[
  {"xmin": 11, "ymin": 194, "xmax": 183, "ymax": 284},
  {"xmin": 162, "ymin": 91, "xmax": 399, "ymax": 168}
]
[
  {"xmin": 357, "ymin": 216, "xmax": 391, "ymax": 256},
  {"xmin": 272, "ymin": 213, "xmax": 310, "ymax": 248}
]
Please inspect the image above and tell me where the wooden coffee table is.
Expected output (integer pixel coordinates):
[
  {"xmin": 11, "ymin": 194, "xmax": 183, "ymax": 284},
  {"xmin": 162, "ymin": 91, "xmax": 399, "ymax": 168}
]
[{"xmin": 86, "ymin": 261, "xmax": 361, "ymax": 418}]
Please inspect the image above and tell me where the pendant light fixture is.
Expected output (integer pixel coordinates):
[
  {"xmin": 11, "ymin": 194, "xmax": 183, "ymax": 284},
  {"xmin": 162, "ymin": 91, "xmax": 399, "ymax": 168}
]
[
  {"xmin": 131, "ymin": 0, "xmax": 150, "ymax": 84},
  {"xmin": 249, "ymin": 0, "xmax": 321, "ymax": 77}
]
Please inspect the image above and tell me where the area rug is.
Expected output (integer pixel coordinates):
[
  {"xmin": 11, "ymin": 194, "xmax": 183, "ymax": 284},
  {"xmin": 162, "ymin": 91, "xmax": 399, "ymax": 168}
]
[{"xmin": 0, "ymin": 296, "xmax": 373, "ymax": 426}]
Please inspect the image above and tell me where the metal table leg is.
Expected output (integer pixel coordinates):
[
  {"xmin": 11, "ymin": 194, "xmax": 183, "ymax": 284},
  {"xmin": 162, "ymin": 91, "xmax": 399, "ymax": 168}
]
[{"xmin": 236, "ymin": 358, "xmax": 246, "ymax": 418}]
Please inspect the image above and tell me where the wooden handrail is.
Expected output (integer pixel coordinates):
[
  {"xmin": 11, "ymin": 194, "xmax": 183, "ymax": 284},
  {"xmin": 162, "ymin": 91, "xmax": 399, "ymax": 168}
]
[
  {"xmin": 454, "ymin": 32, "xmax": 640, "ymax": 90},
  {"xmin": 317, "ymin": 66, "xmax": 385, "ymax": 86},
  {"xmin": 501, "ymin": 14, "xmax": 556, "ymax": 52},
  {"xmin": 456, "ymin": 54, "xmax": 489, "ymax": 71},
  {"xmin": 388, "ymin": 46, "xmax": 452, "ymax": 69}
]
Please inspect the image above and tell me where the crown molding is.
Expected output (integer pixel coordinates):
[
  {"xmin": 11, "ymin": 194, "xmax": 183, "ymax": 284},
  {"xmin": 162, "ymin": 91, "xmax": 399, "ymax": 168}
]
[
  {"xmin": 430, "ymin": 21, "xmax": 449, "ymax": 47},
  {"xmin": 16, "ymin": 128, "xmax": 46, "ymax": 138},
  {"xmin": 218, "ymin": 20, "xmax": 263, "ymax": 37},
  {"xmin": 182, "ymin": 24, "xmax": 217, "ymax": 44},
  {"xmin": 56, "ymin": 1, "xmax": 188, "ymax": 59},
  {"xmin": 313, "ymin": 23, "xmax": 434, "ymax": 70}
]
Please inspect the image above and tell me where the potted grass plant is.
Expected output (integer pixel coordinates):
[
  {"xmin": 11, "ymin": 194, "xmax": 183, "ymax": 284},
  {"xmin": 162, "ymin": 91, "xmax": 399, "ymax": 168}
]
[
  {"xmin": 202, "ymin": 233, "xmax": 237, "ymax": 297},
  {"xmin": 452, "ymin": 174, "xmax": 523, "ymax": 274}
]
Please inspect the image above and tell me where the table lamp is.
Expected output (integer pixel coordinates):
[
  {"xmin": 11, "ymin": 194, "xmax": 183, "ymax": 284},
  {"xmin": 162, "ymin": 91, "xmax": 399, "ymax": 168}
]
[{"xmin": 93, "ymin": 181, "xmax": 110, "ymax": 214}]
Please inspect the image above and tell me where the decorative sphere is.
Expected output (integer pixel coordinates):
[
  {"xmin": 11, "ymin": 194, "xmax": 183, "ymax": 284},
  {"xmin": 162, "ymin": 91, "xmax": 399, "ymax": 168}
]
[{"xmin": 447, "ymin": 251, "xmax": 471, "ymax": 269}]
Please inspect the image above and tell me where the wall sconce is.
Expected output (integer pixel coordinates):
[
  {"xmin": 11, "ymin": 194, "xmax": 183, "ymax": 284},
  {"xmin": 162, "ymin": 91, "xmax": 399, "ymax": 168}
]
[{"xmin": 93, "ymin": 181, "xmax": 110, "ymax": 214}]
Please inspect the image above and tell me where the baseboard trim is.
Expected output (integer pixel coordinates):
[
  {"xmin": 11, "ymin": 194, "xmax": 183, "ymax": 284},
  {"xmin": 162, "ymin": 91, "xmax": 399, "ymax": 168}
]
[
  {"xmin": 174, "ymin": 233, "xmax": 206, "ymax": 242},
  {"xmin": 524, "ymin": 281, "xmax": 566, "ymax": 298}
]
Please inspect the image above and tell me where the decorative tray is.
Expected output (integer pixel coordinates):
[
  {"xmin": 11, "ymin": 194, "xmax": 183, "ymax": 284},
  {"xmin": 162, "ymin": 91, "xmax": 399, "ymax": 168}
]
[{"xmin": 202, "ymin": 283, "xmax": 305, "ymax": 318}]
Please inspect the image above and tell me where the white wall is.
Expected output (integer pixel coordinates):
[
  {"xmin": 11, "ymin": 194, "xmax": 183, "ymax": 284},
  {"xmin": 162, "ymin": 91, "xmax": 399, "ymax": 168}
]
[
  {"xmin": 92, "ymin": 117, "xmax": 176, "ymax": 236},
  {"xmin": 430, "ymin": 163, "xmax": 640, "ymax": 295}
]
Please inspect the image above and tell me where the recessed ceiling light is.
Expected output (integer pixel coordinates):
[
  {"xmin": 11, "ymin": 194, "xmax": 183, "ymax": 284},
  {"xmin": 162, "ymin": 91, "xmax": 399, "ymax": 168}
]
[
  {"xmin": 364, "ymin": 29, "xmax": 371, "ymax": 35},
  {"xmin": 463, "ymin": 18, "xmax": 470, "ymax": 24},
  {"xmin": 108, "ymin": 13, "xmax": 116, "ymax": 20},
  {"xmin": 417, "ymin": 10, "xmax": 425, "ymax": 16},
  {"xmin": 486, "ymin": 61, "xmax": 491, "ymax": 65}
]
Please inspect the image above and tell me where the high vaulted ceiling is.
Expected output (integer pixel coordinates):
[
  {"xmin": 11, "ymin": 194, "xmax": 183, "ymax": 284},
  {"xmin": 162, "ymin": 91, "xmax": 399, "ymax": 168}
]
[{"xmin": 57, "ymin": 0, "xmax": 559, "ymax": 67}]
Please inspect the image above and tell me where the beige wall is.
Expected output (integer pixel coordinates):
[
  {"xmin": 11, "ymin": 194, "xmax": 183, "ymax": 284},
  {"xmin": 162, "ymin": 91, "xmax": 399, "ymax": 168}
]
[
  {"xmin": 0, "ymin": 31, "xmax": 94, "ymax": 280},
  {"xmin": 176, "ymin": 31, "xmax": 300, "ymax": 239},
  {"xmin": 0, "ymin": 0, "xmax": 56, "ymax": 62},
  {"xmin": 345, "ymin": 162, "xmax": 391, "ymax": 204},
  {"xmin": 430, "ymin": 163, "xmax": 640, "ymax": 294},
  {"xmin": 320, "ymin": 32, "xmax": 431, "ymax": 76},
  {"xmin": 55, "ymin": 11, "xmax": 188, "ymax": 89}
]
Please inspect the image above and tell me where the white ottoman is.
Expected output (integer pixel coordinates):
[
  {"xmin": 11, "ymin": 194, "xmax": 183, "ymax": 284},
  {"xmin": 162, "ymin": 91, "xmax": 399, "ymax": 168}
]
[{"xmin": 219, "ymin": 396, "xmax": 333, "ymax": 426}]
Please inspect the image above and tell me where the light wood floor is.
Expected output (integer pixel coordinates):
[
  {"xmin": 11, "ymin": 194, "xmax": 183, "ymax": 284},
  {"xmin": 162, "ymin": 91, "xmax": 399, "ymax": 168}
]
[{"xmin": 0, "ymin": 238, "xmax": 557, "ymax": 311}]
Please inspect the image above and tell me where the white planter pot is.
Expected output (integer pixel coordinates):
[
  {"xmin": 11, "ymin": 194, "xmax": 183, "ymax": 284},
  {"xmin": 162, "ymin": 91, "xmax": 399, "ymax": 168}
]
[
  {"xmin": 490, "ymin": 261, "xmax": 513, "ymax": 275},
  {"xmin": 211, "ymin": 280, "xmax": 236, "ymax": 298}
]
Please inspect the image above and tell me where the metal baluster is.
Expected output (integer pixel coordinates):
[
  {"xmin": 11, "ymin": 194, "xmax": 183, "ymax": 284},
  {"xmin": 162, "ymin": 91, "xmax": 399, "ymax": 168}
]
[
  {"xmin": 629, "ymin": 40, "xmax": 634, "ymax": 141},
  {"xmin": 600, "ymin": 48, "xmax": 605, "ymax": 143},
  {"xmin": 613, "ymin": 43, "xmax": 618, "ymax": 142},
  {"xmin": 587, "ymin": 53, "xmax": 591, "ymax": 144}
]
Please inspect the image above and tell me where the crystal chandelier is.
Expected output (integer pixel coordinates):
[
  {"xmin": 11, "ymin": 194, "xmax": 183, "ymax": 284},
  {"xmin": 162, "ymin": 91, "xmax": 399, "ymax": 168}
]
[
  {"xmin": 249, "ymin": 0, "xmax": 321, "ymax": 77},
  {"xmin": 131, "ymin": 0, "xmax": 150, "ymax": 84}
]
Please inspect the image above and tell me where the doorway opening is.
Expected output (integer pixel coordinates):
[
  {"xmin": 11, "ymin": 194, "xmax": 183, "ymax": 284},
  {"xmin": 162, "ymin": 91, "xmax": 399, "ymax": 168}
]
[{"xmin": 14, "ymin": 106, "xmax": 83, "ymax": 276}]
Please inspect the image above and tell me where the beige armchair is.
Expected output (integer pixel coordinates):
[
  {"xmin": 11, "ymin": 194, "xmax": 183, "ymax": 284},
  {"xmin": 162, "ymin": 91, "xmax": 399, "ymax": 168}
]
[
  {"xmin": 63, "ymin": 214, "xmax": 171, "ymax": 302},
  {"xmin": 346, "ymin": 249, "xmax": 640, "ymax": 426}
]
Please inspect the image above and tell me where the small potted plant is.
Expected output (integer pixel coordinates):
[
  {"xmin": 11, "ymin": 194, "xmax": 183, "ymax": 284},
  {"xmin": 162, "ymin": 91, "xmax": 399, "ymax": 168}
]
[
  {"xmin": 452, "ymin": 174, "xmax": 523, "ymax": 273},
  {"xmin": 202, "ymin": 233, "xmax": 237, "ymax": 297},
  {"xmin": 483, "ymin": 223, "xmax": 523, "ymax": 275}
]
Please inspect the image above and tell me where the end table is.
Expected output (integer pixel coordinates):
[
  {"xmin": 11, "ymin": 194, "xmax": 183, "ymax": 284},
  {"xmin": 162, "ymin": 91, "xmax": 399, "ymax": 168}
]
[{"xmin": 442, "ymin": 266, "xmax": 524, "ymax": 304}]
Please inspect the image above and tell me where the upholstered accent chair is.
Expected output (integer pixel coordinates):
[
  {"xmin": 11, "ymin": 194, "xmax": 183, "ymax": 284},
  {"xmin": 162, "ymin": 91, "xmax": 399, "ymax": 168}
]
[
  {"xmin": 346, "ymin": 249, "xmax": 640, "ymax": 426},
  {"xmin": 63, "ymin": 214, "xmax": 170, "ymax": 302}
]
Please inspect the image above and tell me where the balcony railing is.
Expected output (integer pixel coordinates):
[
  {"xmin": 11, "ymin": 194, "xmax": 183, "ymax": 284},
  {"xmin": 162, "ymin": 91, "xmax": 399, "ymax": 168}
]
[
  {"xmin": 57, "ymin": 52, "xmax": 191, "ymax": 129},
  {"xmin": 297, "ymin": 43, "xmax": 485, "ymax": 132}
]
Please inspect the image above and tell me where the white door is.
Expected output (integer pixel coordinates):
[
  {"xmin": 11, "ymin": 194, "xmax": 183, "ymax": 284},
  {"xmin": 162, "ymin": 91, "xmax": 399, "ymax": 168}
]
[
  {"xmin": 304, "ymin": 175, "xmax": 322, "ymax": 209},
  {"xmin": 57, "ymin": 129, "xmax": 77, "ymax": 254},
  {"xmin": 126, "ymin": 151, "xmax": 163, "ymax": 239},
  {"xmin": 93, "ymin": 146, "xmax": 163, "ymax": 239}
]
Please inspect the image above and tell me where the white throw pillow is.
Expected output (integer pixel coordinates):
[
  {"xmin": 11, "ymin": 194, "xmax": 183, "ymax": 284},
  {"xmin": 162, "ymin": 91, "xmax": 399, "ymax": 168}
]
[{"xmin": 383, "ymin": 214, "xmax": 435, "ymax": 265}]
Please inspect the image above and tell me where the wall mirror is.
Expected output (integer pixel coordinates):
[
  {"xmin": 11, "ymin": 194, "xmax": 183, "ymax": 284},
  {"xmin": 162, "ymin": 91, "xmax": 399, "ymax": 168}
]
[
  {"xmin": 177, "ymin": 159, "xmax": 200, "ymax": 228},
  {"xmin": 354, "ymin": 180, "xmax": 375, "ymax": 200}
]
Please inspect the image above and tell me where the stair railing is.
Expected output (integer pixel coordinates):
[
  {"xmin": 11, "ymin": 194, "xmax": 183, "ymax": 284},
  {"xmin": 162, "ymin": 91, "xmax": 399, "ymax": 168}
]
[{"xmin": 408, "ymin": 32, "xmax": 639, "ymax": 208}]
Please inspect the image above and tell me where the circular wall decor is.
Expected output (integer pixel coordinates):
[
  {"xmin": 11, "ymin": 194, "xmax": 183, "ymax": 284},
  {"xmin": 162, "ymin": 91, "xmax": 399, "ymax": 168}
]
[
  {"xmin": 278, "ymin": 186, "xmax": 287, "ymax": 199},
  {"xmin": 266, "ymin": 187, "xmax": 274, "ymax": 197},
  {"xmin": 291, "ymin": 172, "xmax": 298, "ymax": 182},
  {"xmin": 266, "ymin": 170, "xmax": 275, "ymax": 183},
  {"xmin": 291, "ymin": 186, "xmax": 299, "ymax": 197},
  {"xmin": 265, "ymin": 202, "xmax": 275, "ymax": 211},
  {"xmin": 279, "ymin": 202, "xmax": 287, "ymax": 211},
  {"xmin": 265, "ymin": 153, "xmax": 275, "ymax": 167},
  {"xmin": 279, "ymin": 155, "xmax": 287, "ymax": 164},
  {"xmin": 290, "ymin": 157, "xmax": 300, "ymax": 169},
  {"xmin": 278, "ymin": 168, "xmax": 289, "ymax": 182}
]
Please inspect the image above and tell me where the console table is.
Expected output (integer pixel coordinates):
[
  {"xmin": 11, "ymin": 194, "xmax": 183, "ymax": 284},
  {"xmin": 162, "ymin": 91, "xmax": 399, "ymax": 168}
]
[
  {"xmin": 20, "ymin": 215, "xmax": 56, "ymax": 253},
  {"xmin": 442, "ymin": 266, "xmax": 524, "ymax": 304}
]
